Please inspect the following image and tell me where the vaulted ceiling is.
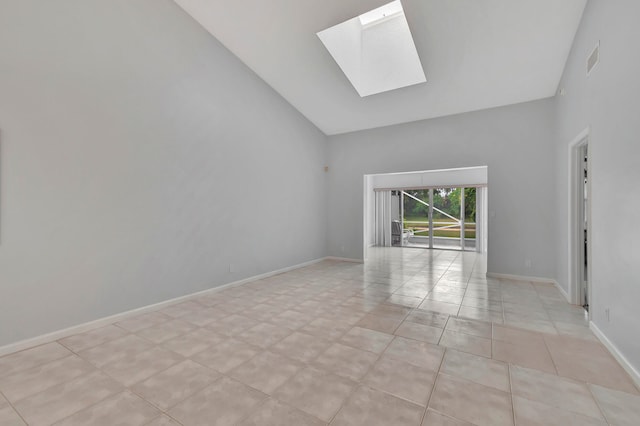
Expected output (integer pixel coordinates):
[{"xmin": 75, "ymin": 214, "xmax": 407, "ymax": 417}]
[{"xmin": 174, "ymin": 0, "xmax": 587, "ymax": 135}]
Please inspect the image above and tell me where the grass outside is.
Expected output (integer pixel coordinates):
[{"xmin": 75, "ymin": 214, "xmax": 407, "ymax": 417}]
[{"xmin": 403, "ymin": 216, "xmax": 476, "ymax": 239}]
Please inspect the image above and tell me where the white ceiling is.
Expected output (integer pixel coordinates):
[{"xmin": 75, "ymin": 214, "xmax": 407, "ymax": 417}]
[{"xmin": 173, "ymin": 0, "xmax": 587, "ymax": 135}]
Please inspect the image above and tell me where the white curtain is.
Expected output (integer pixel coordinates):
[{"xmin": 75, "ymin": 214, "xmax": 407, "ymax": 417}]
[{"xmin": 374, "ymin": 190, "xmax": 392, "ymax": 246}]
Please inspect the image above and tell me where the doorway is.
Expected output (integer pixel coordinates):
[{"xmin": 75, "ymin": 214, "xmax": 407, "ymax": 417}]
[{"xmin": 569, "ymin": 131, "xmax": 590, "ymax": 311}]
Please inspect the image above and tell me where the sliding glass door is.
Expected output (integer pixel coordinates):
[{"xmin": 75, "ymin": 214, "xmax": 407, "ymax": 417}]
[{"xmin": 402, "ymin": 187, "xmax": 478, "ymax": 251}]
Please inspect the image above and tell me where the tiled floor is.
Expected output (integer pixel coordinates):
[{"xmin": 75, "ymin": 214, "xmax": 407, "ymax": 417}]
[{"xmin": 1, "ymin": 247, "xmax": 639, "ymax": 425}]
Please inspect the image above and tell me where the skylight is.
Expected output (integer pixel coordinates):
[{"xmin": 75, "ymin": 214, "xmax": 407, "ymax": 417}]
[{"xmin": 317, "ymin": 0, "xmax": 426, "ymax": 97}]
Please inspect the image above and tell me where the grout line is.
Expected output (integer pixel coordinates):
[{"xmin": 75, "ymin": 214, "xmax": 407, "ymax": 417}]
[{"xmin": 0, "ymin": 389, "xmax": 29, "ymax": 426}]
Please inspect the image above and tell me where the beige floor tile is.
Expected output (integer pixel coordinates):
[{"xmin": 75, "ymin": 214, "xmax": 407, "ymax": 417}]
[
  {"xmin": 509, "ymin": 365, "xmax": 604, "ymax": 420},
  {"xmin": 131, "ymin": 360, "xmax": 219, "ymax": 410},
  {"xmin": 590, "ymin": 384, "xmax": 640, "ymax": 426},
  {"xmin": 58, "ymin": 325, "xmax": 129, "ymax": 352},
  {"xmin": 445, "ymin": 317, "xmax": 492, "ymax": 338},
  {"xmin": 383, "ymin": 336, "xmax": 445, "ymax": 370},
  {"xmin": 461, "ymin": 296, "xmax": 503, "ymax": 312},
  {"xmin": 0, "ymin": 343, "xmax": 72, "ymax": 379},
  {"xmin": 179, "ymin": 307, "xmax": 228, "ymax": 327},
  {"xmin": 273, "ymin": 367, "xmax": 357, "ymax": 422},
  {"xmin": 457, "ymin": 306, "xmax": 504, "ymax": 323},
  {"xmin": 13, "ymin": 371, "xmax": 123, "ymax": 426},
  {"xmin": 0, "ymin": 355, "xmax": 96, "ymax": 403},
  {"xmin": 54, "ymin": 390, "xmax": 159, "ymax": 425},
  {"xmin": 313, "ymin": 343, "xmax": 378, "ymax": 381},
  {"xmin": 439, "ymin": 330, "xmax": 491, "ymax": 358},
  {"xmin": 544, "ymin": 334, "xmax": 638, "ymax": 393},
  {"xmin": 270, "ymin": 331, "xmax": 331, "ymax": 363},
  {"xmin": 161, "ymin": 328, "xmax": 227, "ymax": 357},
  {"xmin": 191, "ymin": 338, "xmax": 261, "ymax": 373},
  {"xmin": 207, "ymin": 314, "xmax": 261, "ymax": 337},
  {"xmin": 405, "ymin": 310, "xmax": 450, "ymax": 328},
  {"xmin": 135, "ymin": 318, "xmax": 196, "ymax": 344},
  {"xmin": 237, "ymin": 398, "xmax": 325, "ymax": 426},
  {"xmin": 235, "ymin": 323, "xmax": 293, "ymax": 349},
  {"xmin": 356, "ymin": 313, "xmax": 404, "ymax": 334},
  {"xmin": 159, "ymin": 301, "xmax": 204, "ymax": 318},
  {"xmin": 512, "ymin": 395, "xmax": 607, "ymax": 426},
  {"xmin": 267, "ymin": 309, "xmax": 313, "ymax": 329},
  {"xmin": 168, "ymin": 377, "xmax": 267, "ymax": 426},
  {"xmin": 339, "ymin": 327, "xmax": 394, "ymax": 354},
  {"xmin": 332, "ymin": 385, "xmax": 425, "ymax": 426},
  {"xmin": 418, "ymin": 300, "xmax": 460, "ymax": 316},
  {"xmin": 78, "ymin": 334, "xmax": 155, "ymax": 368},
  {"xmin": 385, "ymin": 294, "xmax": 424, "ymax": 308},
  {"xmin": 145, "ymin": 415, "xmax": 182, "ymax": 425},
  {"xmin": 101, "ymin": 346, "xmax": 183, "ymax": 387},
  {"xmin": 228, "ymin": 351, "xmax": 303, "ymax": 394},
  {"xmin": 492, "ymin": 340, "xmax": 556, "ymax": 374},
  {"xmin": 441, "ymin": 349, "xmax": 509, "ymax": 392},
  {"xmin": 300, "ymin": 317, "xmax": 352, "ymax": 341},
  {"xmin": 363, "ymin": 356, "xmax": 436, "ymax": 406},
  {"xmin": 429, "ymin": 373, "xmax": 513, "ymax": 426},
  {"xmin": 0, "ymin": 395, "xmax": 26, "ymax": 426},
  {"xmin": 422, "ymin": 409, "xmax": 474, "ymax": 425},
  {"xmin": 115, "ymin": 312, "xmax": 172, "ymax": 332},
  {"xmin": 394, "ymin": 321, "xmax": 443, "ymax": 344}
]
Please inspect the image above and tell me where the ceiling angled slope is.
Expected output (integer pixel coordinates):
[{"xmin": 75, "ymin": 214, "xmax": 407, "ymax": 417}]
[{"xmin": 173, "ymin": 0, "xmax": 587, "ymax": 135}]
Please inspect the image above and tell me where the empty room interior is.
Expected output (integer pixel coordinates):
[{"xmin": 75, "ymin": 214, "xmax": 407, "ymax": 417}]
[{"xmin": 1, "ymin": 0, "xmax": 640, "ymax": 425}]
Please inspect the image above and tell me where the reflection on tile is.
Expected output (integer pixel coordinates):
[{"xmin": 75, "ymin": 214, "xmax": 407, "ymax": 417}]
[
  {"xmin": 54, "ymin": 391, "xmax": 158, "ymax": 426},
  {"xmin": 339, "ymin": 327, "xmax": 394, "ymax": 354},
  {"xmin": 430, "ymin": 373, "xmax": 513, "ymax": 426},
  {"xmin": 394, "ymin": 321, "xmax": 443, "ymax": 344},
  {"xmin": 441, "ymin": 349, "xmax": 509, "ymax": 392},
  {"xmin": 363, "ymin": 356, "xmax": 436, "ymax": 406},
  {"xmin": 445, "ymin": 317, "xmax": 492, "ymax": 338},
  {"xmin": 273, "ymin": 367, "xmax": 356, "ymax": 422},
  {"xmin": 332, "ymin": 385, "xmax": 424, "ymax": 426},
  {"xmin": 590, "ymin": 384, "xmax": 640, "ymax": 426},
  {"xmin": 237, "ymin": 398, "xmax": 325, "ymax": 426},
  {"xmin": 439, "ymin": 330, "xmax": 492, "ymax": 358},
  {"xmin": 131, "ymin": 360, "xmax": 219, "ymax": 410},
  {"xmin": 169, "ymin": 377, "xmax": 266, "ymax": 426},
  {"xmin": 383, "ymin": 337, "xmax": 445, "ymax": 370}
]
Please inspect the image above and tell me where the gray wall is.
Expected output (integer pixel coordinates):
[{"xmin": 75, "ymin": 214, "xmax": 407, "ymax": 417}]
[
  {"xmin": 555, "ymin": 0, "xmax": 640, "ymax": 372},
  {"xmin": 327, "ymin": 99, "xmax": 557, "ymax": 279},
  {"xmin": 0, "ymin": 0, "xmax": 327, "ymax": 346}
]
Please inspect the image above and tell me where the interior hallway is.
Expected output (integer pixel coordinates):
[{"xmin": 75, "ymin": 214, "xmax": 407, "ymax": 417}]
[{"xmin": 0, "ymin": 248, "xmax": 638, "ymax": 425}]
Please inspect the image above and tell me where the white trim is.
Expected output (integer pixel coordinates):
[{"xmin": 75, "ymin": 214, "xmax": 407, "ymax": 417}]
[
  {"xmin": 0, "ymin": 257, "xmax": 328, "ymax": 358},
  {"xmin": 590, "ymin": 321, "xmax": 640, "ymax": 390},
  {"xmin": 325, "ymin": 256, "xmax": 364, "ymax": 263}
]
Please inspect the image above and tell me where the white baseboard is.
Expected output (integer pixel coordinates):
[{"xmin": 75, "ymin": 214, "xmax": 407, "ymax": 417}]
[
  {"xmin": 0, "ymin": 257, "xmax": 328, "ymax": 358},
  {"xmin": 486, "ymin": 272, "xmax": 555, "ymax": 284},
  {"xmin": 325, "ymin": 256, "xmax": 364, "ymax": 263},
  {"xmin": 590, "ymin": 321, "xmax": 640, "ymax": 391},
  {"xmin": 486, "ymin": 272, "xmax": 571, "ymax": 304}
]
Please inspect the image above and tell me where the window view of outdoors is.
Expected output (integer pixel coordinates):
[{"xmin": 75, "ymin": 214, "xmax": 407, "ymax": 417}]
[{"xmin": 403, "ymin": 187, "xmax": 476, "ymax": 250}]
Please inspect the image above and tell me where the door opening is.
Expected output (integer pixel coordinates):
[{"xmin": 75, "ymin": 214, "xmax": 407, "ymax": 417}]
[{"xmin": 569, "ymin": 131, "xmax": 590, "ymax": 312}]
